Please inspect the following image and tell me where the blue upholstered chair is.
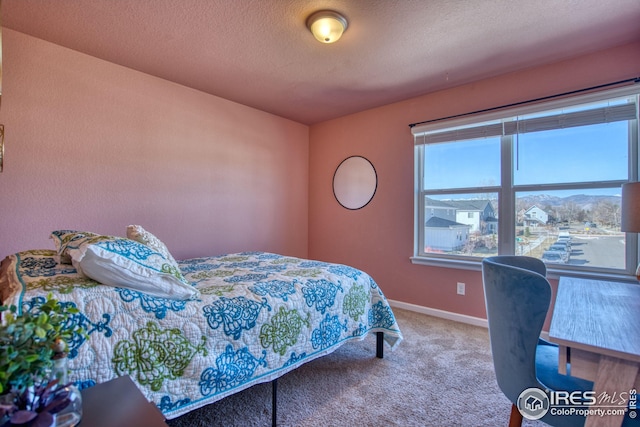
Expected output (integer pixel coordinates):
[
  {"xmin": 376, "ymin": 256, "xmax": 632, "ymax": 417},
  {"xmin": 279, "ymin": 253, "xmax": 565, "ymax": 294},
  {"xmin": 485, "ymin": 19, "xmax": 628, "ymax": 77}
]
[{"xmin": 481, "ymin": 256, "xmax": 640, "ymax": 427}]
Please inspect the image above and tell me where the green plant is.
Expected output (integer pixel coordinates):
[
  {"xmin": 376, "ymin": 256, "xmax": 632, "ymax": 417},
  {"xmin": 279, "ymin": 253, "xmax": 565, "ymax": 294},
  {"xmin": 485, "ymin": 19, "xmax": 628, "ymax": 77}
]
[{"xmin": 0, "ymin": 294, "xmax": 86, "ymax": 426}]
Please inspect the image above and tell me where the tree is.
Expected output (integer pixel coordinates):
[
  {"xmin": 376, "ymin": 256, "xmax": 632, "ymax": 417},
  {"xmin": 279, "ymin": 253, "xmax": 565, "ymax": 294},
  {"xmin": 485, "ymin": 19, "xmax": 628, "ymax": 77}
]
[{"xmin": 592, "ymin": 200, "xmax": 620, "ymax": 228}]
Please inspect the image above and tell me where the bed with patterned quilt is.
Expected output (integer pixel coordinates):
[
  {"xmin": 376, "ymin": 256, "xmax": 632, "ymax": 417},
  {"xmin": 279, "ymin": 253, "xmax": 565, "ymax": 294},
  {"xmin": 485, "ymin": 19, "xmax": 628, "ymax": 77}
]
[{"xmin": 0, "ymin": 228, "xmax": 403, "ymax": 420}]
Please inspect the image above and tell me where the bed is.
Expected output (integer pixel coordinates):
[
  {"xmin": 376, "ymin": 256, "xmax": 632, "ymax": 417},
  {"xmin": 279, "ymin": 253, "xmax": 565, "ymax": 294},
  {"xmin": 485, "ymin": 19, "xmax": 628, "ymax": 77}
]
[{"xmin": 0, "ymin": 229, "xmax": 403, "ymax": 420}]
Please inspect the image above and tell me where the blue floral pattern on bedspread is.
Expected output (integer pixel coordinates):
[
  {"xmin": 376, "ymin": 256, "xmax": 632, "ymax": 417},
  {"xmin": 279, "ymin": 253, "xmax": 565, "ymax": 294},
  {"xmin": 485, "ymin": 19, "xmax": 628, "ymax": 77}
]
[{"xmin": 3, "ymin": 250, "xmax": 403, "ymax": 420}]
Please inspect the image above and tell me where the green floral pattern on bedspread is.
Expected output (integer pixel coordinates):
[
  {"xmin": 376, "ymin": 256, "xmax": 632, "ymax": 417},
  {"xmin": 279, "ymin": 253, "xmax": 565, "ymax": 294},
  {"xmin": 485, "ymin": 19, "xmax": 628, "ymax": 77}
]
[
  {"xmin": 260, "ymin": 307, "xmax": 311, "ymax": 356},
  {"xmin": 3, "ymin": 250, "xmax": 403, "ymax": 420},
  {"xmin": 14, "ymin": 249, "xmax": 100, "ymax": 294},
  {"xmin": 113, "ymin": 321, "xmax": 207, "ymax": 391}
]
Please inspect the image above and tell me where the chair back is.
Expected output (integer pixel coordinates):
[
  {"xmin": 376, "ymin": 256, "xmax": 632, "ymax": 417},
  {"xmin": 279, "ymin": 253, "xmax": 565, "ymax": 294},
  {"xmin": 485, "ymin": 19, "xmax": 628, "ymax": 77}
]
[{"xmin": 481, "ymin": 255, "xmax": 551, "ymax": 404}]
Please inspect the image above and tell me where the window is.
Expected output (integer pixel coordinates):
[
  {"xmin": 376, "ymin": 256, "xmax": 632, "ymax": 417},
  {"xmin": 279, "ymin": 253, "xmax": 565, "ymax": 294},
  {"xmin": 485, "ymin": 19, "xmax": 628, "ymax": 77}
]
[{"xmin": 412, "ymin": 86, "xmax": 639, "ymax": 278}]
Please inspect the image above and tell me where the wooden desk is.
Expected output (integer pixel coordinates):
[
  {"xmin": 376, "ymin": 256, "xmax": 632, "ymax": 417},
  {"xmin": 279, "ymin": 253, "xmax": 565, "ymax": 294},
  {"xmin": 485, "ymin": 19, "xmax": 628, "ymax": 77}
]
[
  {"xmin": 80, "ymin": 376, "xmax": 168, "ymax": 427},
  {"xmin": 549, "ymin": 276, "xmax": 640, "ymax": 427}
]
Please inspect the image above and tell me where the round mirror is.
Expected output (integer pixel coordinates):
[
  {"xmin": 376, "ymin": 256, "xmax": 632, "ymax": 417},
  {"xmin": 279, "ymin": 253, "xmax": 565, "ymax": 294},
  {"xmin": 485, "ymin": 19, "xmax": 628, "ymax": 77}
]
[{"xmin": 332, "ymin": 156, "xmax": 377, "ymax": 210}]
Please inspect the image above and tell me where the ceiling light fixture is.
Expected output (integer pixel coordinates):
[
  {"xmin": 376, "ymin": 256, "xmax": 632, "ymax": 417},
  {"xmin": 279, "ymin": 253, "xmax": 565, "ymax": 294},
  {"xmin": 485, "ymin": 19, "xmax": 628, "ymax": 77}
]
[{"xmin": 306, "ymin": 10, "xmax": 348, "ymax": 44}]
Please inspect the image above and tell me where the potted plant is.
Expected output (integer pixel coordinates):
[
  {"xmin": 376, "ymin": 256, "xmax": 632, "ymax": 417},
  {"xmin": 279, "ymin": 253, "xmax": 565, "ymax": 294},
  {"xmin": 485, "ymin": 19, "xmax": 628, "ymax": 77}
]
[{"xmin": 0, "ymin": 294, "xmax": 86, "ymax": 427}]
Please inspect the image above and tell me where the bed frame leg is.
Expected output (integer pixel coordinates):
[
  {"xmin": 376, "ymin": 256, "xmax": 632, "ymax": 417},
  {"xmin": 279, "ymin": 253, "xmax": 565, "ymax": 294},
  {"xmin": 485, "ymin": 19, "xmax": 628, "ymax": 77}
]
[
  {"xmin": 271, "ymin": 378, "xmax": 277, "ymax": 427},
  {"xmin": 270, "ymin": 334, "xmax": 380, "ymax": 425}
]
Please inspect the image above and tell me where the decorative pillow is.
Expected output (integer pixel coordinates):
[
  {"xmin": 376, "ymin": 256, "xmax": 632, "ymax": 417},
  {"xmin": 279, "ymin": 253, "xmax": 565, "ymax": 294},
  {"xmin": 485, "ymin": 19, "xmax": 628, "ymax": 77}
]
[
  {"xmin": 67, "ymin": 235, "xmax": 199, "ymax": 301},
  {"xmin": 1, "ymin": 249, "xmax": 101, "ymax": 305},
  {"xmin": 126, "ymin": 225, "xmax": 178, "ymax": 265},
  {"xmin": 50, "ymin": 230, "xmax": 100, "ymax": 264}
]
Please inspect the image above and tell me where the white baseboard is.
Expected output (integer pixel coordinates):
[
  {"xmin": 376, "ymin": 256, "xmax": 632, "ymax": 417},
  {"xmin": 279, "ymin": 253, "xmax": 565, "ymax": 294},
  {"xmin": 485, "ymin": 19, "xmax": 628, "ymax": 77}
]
[
  {"xmin": 388, "ymin": 299, "xmax": 488, "ymax": 328},
  {"xmin": 387, "ymin": 299, "xmax": 551, "ymax": 340}
]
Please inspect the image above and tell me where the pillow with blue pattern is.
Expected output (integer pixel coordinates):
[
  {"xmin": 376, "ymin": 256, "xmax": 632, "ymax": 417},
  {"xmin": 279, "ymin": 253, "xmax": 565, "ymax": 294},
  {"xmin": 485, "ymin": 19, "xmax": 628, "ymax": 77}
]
[
  {"xmin": 50, "ymin": 230, "xmax": 100, "ymax": 264},
  {"xmin": 51, "ymin": 231, "xmax": 199, "ymax": 300}
]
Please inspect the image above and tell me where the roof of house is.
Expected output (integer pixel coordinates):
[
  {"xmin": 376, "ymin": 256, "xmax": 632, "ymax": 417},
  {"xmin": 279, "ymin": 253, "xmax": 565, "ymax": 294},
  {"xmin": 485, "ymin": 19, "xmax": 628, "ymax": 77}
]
[
  {"xmin": 425, "ymin": 198, "xmax": 456, "ymax": 208},
  {"xmin": 425, "ymin": 217, "xmax": 469, "ymax": 228},
  {"xmin": 525, "ymin": 205, "xmax": 547, "ymax": 212}
]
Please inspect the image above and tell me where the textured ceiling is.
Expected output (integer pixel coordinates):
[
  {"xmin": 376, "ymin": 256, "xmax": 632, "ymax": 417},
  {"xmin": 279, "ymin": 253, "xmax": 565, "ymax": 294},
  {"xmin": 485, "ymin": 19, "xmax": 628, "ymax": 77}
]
[{"xmin": 4, "ymin": 0, "xmax": 640, "ymax": 124}]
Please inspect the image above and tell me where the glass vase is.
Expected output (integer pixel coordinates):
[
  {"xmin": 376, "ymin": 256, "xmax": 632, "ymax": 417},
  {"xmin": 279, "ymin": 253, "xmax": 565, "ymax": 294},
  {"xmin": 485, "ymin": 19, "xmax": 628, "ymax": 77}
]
[
  {"xmin": 0, "ymin": 392, "xmax": 15, "ymax": 427},
  {"xmin": 50, "ymin": 355, "xmax": 82, "ymax": 427}
]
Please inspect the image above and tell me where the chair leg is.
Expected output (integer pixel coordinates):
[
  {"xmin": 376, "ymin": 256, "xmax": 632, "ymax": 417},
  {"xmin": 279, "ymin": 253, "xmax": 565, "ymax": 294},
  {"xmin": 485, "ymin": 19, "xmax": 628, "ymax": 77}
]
[{"xmin": 509, "ymin": 404, "xmax": 523, "ymax": 427}]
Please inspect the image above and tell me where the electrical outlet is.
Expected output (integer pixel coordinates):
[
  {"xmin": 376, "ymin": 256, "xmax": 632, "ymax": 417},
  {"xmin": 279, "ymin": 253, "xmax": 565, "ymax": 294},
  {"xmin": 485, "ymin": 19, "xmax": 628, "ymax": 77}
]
[{"xmin": 457, "ymin": 282, "xmax": 465, "ymax": 295}]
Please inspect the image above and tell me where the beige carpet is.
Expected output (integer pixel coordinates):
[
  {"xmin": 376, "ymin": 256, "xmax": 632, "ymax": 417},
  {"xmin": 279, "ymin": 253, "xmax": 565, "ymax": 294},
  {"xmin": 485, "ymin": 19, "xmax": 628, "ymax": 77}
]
[{"xmin": 167, "ymin": 308, "xmax": 544, "ymax": 426}]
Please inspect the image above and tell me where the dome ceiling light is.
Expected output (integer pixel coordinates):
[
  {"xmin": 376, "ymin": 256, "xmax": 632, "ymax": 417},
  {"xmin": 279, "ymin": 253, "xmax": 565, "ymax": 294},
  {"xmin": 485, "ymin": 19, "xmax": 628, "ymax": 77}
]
[{"xmin": 306, "ymin": 10, "xmax": 348, "ymax": 44}]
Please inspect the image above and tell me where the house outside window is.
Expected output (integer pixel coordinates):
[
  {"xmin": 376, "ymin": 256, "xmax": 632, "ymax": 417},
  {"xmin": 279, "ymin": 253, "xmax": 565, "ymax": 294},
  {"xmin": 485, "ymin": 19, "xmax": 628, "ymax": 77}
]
[{"xmin": 412, "ymin": 86, "xmax": 639, "ymax": 279}]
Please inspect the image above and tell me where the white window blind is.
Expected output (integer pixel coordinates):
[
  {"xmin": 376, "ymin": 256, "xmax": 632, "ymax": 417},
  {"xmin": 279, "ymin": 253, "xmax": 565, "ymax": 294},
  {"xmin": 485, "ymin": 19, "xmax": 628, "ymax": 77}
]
[
  {"xmin": 503, "ymin": 103, "xmax": 637, "ymax": 135},
  {"xmin": 413, "ymin": 99, "xmax": 637, "ymax": 145}
]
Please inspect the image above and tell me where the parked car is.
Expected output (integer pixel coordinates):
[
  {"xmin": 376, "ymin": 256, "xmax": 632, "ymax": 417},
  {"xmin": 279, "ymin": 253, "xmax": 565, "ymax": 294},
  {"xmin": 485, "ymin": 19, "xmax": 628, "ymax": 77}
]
[
  {"xmin": 556, "ymin": 234, "xmax": 571, "ymax": 250},
  {"xmin": 553, "ymin": 240, "xmax": 571, "ymax": 252},
  {"xmin": 542, "ymin": 251, "xmax": 566, "ymax": 264},
  {"xmin": 547, "ymin": 244, "xmax": 570, "ymax": 262}
]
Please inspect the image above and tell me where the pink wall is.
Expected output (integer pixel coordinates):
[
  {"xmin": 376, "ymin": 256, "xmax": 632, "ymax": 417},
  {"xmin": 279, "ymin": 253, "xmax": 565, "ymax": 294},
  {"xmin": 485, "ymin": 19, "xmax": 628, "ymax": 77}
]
[
  {"xmin": 309, "ymin": 41, "xmax": 640, "ymax": 322},
  {"xmin": 0, "ymin": 30, "xmax": 309, "ymax": 260},
  {"xmin": 2, "ymin": 28, "xmax": 639, "ymax": 324}
]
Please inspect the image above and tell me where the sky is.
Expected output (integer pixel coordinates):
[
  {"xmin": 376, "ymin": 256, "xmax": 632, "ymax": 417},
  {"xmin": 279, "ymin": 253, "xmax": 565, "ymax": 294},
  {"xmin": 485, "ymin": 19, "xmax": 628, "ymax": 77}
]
[{"xmin": 423, "ymin": 120, "xmax": 629, "ymax": 198}]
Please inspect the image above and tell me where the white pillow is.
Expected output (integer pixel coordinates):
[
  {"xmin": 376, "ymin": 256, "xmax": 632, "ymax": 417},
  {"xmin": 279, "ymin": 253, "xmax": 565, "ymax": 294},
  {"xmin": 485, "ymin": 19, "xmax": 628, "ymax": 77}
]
[
  {"xmin": 68, "ymin": 236, "xmax": 199, "ymax": 301},
  {"xmin": 126, "ymin": 225, "xmax": 178, "ymax": 265}
]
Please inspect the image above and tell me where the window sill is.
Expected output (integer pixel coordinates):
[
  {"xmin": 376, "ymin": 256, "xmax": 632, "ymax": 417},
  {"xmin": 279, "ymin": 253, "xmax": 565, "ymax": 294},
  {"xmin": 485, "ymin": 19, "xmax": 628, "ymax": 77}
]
[
  {"xmin": 410, "ymin": 256, "xmax": 482, "ymax": 272},
  {"xmin": 410, "ymin": 256, "xmax": 639, "ymax": 284}
]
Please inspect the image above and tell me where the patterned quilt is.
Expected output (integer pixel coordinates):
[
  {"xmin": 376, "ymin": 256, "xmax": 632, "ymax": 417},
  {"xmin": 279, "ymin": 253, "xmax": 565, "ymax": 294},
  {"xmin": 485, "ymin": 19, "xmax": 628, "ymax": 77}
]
[{"xmin": 1, "ymin": 250, "xmax": 403, "ymax": 419}]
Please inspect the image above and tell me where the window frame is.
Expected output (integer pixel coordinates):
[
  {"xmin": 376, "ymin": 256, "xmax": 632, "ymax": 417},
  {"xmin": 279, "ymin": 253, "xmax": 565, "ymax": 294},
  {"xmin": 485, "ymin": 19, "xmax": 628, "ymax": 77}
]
[{"xmin": 412, "ymin": 86, "xmax": 640, "ymax": 281}]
